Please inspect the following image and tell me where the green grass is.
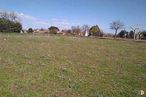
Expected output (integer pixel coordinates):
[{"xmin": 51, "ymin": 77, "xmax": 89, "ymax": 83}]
[{"xmin": 0, "ymin": 33, "xmax": 146, "ymax": 97}]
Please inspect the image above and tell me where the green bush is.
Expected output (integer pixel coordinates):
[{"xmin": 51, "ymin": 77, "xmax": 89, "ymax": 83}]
[
  {"xmin": 48, "ymin": 26, "xmax": 59, "ymax": 34},
  {"xmin": 140, "ymin": 31, "xmax": 146, "ymax": 40},
  {"xmin": 27, "ymin": 28, "xmax": 33, "ymax": 33},
  {"xmin": 118, "ymin": 30, "xmax": 128, "ymax": 38},
  {"xmin": 49, "ymin": 30, "xmax": 57, "ymax": 34},
  {"xmin": 0, "ymin": 18, "xmax": 22, "ymax": 33},
  {"xmin": 128, "ymin": 31, "xmax": 134, "ymax": 38},
  {"xmin": 89, "ymin": 25, "xmax": 101, "ymax": 36}
]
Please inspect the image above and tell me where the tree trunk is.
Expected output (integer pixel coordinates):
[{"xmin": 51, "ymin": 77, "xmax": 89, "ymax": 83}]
[
  {"xmin": 114, "ymin": 30, "xmax": 118, "ymax": 39},
  {"xmin": 134, "ymin": 31, "xmax": 136, "ymax": 40}
]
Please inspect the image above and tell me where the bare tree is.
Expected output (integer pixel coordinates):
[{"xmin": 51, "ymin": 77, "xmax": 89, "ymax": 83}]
[
  {"xmin": 110, "ymin": 20, "xmax": 124, "ymax": 39},
  {"xmin": 0, "ymin": 11, "xmax": 9, "ymax": 19},
  {"xmin": 130, "ymin": 26, "xmax": 139, "ymax": 40},
  {"xmin": 81, "ymin": 25, "xmax": 90, "ymax": 33},
  {"xmin": 9, "ymin": 12, "xmax": 18, "ymax": 22},
  {"xmin": 71, "ymin": 26, "xmax": 81, "ymax": 36},
  {"xmin": 0, "ymin": 11, "xmax": 19, "ymax": 22}
]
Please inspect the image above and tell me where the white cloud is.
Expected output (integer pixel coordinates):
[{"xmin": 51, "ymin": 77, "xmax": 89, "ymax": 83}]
[
  {"xmin": 18, "ymin": 13, "xmax": 36, "ymax": 20},
  {"xmin": 17, "ymin": 12, "xmax": 50, "ymax": 29},
  {"xmin": 17, "ymin": 12, "xmax": 71, "ymax": 29},
  {"xmin": 50, "ymin": 18, "xmax": 71, "ymax": 29},
  {"xmin": 51, "ymin": 18, "xmax": 70, "ymax": 25}
]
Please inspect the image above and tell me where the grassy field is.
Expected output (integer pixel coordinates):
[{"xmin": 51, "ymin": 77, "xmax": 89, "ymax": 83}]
[{"xmin": 0, "ymin": 34, "xmax": 146, "ymax": 97}]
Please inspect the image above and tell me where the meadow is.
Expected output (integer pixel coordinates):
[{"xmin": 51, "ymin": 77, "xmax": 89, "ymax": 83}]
[{"xmin": 0, "ymin": 34, "xmax": 146, "ymax": 97}]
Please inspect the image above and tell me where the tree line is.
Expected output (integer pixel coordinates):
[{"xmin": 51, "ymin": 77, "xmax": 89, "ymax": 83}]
[
  {"xmin": 110, "ymin": 20, "xmax": 146, "ymax": 40},
  {"xmin": 0, "ymin": 11, "xmax": 146, "ymax": 40},
  {"xmin": 28, "ymin": 25, "xmax": 103, "ymax": 37}
]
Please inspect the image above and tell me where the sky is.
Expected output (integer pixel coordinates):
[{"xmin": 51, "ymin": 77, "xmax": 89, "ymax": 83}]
[{"xmin": 0, "ymin": 0, "xmax": 146, "ymax": 33}]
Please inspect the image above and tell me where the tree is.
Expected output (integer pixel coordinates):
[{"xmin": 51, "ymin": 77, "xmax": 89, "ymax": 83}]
[
  {"xmin": 40, "ymin": 28, "xmax": 44, "ymax": 31},
  {"xmin": 71, "ymin": 26, "xmax": 81, "ymax": 36},
  {"xmin": 81, "ymin": 25, "xmax": 90, "ymax": 36},
  {"xmin": 128, "ymin": 31, "xmax": 134, "ymax": 39},
  {"xmin": 0, "ymin": 11, "xmax": 20, "ymax": 22},
  {"xmin": 0, "ymin": 11, "xmax": 9, "ymax": 20},
  {"xmin": 10, "ymin": 22, "xmax": 22, "ymax": 33},
  {"xmin": 89, "ymin": 25, "xmax": 101, "ymax": 36},
  {"xmin": 28, "ymin": 28, "xmax": 33, "ymax": 33},
  {"xmin": 118, "ymin": 30, "xmax": 128, "ymax": 38},
  {"xmin": 9, "ymin": 12, "xmax": 19, "ymax": 22},
  {"xmin": 0, "ymin": 18, "xmax": 22, "ymax": 33},
  {"xmin": 130, "ymin": 26, "xmax": 139, "ymax": 40},
  {"xmin": 139, "ymin": 31, "xmax": 146, "ymax": 40},
  {"xmin": 110, "ymin": 20, "xmax": 124, "ymax": 39},
  {"xmin": 0, "ymin": 11, "xmax": 22, "ymax": 33},
  {"xmin": 48, "ymin": 26, "xmax": 59, "ymax": 34}
]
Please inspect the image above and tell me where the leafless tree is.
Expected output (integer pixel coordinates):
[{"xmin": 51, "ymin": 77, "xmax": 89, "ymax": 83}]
[
  {"xmin": 130, "ymin": 26, "xmax": 139, "ymax": 40},
  {"xmin": 110, "ymin": 20, "xmax": 124, "ymax": 39},
  {"xmin": 9, "ymin": 12, "xmax": 18, "ymax": 22},
  {"xmin": 71, "ymin": 26, "xmax": 81, "ymax": 36},
  {"xmin": 81, "ymin": 25, "xmax": 90, "ymax": 35},
  {"xmin": 0, "ymin": 11, "xmax": 9, "ymax": 19},
  {"xmin": 0, "ymin": 11, "xmax": 19, "ymax": 22}
]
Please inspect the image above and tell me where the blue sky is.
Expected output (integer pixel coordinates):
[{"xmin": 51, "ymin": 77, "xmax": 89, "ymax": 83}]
[{"xmin": 0, "ymin": 0, "xmax": 146, "ymax": 32}]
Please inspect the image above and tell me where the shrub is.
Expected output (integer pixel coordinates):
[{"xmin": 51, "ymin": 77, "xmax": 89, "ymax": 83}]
[
  {"xmin": 118, "ymin": 30, "xmax": 128, "ymax": 38},
  {"xmin": 27, "ymin": 28, "xmax": 33, "ymax": 33},
  {"xmin": 0, "ymin": 11, "xmax": 22, "ymax": 33},
  {"xmin": 48, "ymin": 26, "xmax": 59, "ymax": 34},
  {"xmin": 49, "ymin": 26, "xmax": 59, "ymax": 31},
  {"xmin": 0, "ymin": 18, "xmax": 22, "ymax": 33},
  {"xmin": 140, "ymin": 31, "xmax": 146, "ymax": 40},
  {"xmin": 128, "ymin": 31, "xmax": 134, "ymax": 38},
  {"xmin": 49, "ymin": 30, "xmax": 57, "ymax": 34}
]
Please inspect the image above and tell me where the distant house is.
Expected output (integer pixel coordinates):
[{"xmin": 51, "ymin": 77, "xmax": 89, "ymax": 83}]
[
  {"xmin": 20, "ymin": 30, "xmax": 27, "ymax": 33},
  {"xmin": 85, "ymin": 31, "xmax": 89, "ymax": 36},
  {"xmin": 33, "ymin": 28, "xmax": 49, "ymax": 34}
]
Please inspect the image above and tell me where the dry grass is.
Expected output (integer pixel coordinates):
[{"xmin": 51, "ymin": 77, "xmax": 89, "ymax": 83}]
[{"xmin": 0, "ymin": 33, "xmax": 146, "ymax": 97}]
